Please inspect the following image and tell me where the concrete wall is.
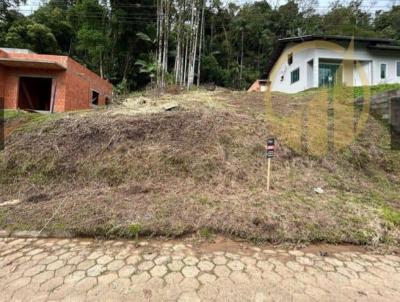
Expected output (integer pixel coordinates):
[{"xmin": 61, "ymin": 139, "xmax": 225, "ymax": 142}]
[
  {"xmin": 0, "ymin": 50, "xmax": 7, "ymax": 105},
  {"xmin": 270, "ymin": 46, "xmax": 316, "ymax": 93},
  {"xmin": 270, "ymin": 40, "xmax": 400, "ymax": 93},
  {"xmin": 65, "ymin": 58, "xmax": 112, "ymax": 111}
]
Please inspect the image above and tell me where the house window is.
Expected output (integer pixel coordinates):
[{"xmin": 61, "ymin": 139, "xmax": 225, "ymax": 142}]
[
  {"xmin": 291, "ymin": 68, "xmax": 300, "ymax": 84},
  {"xmin": 397, "ymin": 61, "xmax": 400, "ymax": 77},
  {"xmin": 288, "ymin": 53, "xmax": 293, "ymax": 65},
  {"xmin": 91, "ymin": 90, "xmax": 99, "ymax": 106},
  {"xmin": 380, "ymin": 64, "xmax": 387, "ymax": 80}
]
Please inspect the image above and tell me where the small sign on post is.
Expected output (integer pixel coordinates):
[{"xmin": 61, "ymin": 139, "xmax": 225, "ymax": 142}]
[{"xmin": 265, "ymin": 138, "xmax": 275, "ymax": 191}]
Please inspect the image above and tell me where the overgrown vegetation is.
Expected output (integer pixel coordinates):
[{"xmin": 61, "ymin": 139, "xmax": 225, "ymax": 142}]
[{"xmin": 0, "ymin": 88, "xmax": 399, "ymax": 246}]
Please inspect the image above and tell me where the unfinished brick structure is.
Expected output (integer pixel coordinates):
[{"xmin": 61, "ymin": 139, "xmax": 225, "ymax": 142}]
[{"xmin": 0, "ymin": 48, "xmax": 112, "ymax": 112}]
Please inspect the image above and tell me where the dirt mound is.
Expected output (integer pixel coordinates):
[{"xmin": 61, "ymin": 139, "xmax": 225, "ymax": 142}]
[{"xmin": 0, "ymin": 95, "xmax": 399, "ymax": 245}]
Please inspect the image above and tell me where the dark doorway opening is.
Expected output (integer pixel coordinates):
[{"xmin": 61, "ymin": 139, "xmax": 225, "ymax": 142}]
[
  {"xmin": 18, "ymin": 77, "xmax": 52, "ymax": 111},
  {"xmin": 91, "ymin": 90, "xmax": 99, "ymax": 106},
  {"xmin": 105, "ymin": 96, "xmax": 111, "ymax": 106}
]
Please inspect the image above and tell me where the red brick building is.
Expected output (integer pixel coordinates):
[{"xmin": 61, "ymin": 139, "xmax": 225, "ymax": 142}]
[{"xmin": 0, "ymin": 48, "xmax": 112, "ymax": 112}]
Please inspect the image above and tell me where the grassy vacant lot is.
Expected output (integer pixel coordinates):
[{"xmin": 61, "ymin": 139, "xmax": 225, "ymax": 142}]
[{"xmin": 0, "ymin": 86, "xmax": 399, "ymax": 246}]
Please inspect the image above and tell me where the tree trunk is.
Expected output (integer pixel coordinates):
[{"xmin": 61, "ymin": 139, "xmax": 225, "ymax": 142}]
[
  {"xmin": 240, "ymin": 30, "xmax": 244, "ymax": 89},
  {"xmin": 197, "ymin": 0, "xmax": 205, "ymax": 87},
  {"xmin": 100, "ymin": 50, "xmax": 104, "ymax": 79}
]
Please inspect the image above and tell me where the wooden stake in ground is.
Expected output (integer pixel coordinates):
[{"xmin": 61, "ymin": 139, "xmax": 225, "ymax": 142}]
[
  {"xmin": 265, "ymin": 138, "xmax": 275, "ymax": 192},
  {"xmin": 267, "ymin": 157, "xmax": 271, "ymax": 191}
]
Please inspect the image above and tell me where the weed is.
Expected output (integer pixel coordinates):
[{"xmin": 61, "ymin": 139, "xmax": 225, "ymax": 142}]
[
  {"xmin": 0, "ymin": 110, "xmax": 23, "ymax": 121},
  {"xmin": 128, "ymin": 223, "xmax": 142, "ymax": 241},
  {"xmin": 196, "ymin": 195, "xmax": 211, "ymax": 206},
  {"xmin": 381, "ymin": 206, "xmax": 400, "ymax": 226},
  {"xmin": 199, "ymin": 227, "xmax": 213, "ymax": 240}
]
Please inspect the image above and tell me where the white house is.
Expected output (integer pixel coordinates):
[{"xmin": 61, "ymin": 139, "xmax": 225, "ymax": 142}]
[{"xmin": 265, "ymin": 35, "xmax": 400, "ymax": 93}]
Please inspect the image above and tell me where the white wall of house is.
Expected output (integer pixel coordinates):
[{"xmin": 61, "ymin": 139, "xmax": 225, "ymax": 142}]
[{"xmin": 270, "ymin": 41, "xmax": 400, "ymax": 93}]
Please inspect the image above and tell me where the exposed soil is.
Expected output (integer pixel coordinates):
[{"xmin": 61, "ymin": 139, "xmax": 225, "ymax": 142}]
[{"xmin": 0, "ymin": 90, "xmax": 399, "ymax": 247}]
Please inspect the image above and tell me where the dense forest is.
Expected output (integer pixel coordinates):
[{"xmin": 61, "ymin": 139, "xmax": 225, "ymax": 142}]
[{"xmin": 1, "ymin": 0, "xmax": 400, "ymax": 91}]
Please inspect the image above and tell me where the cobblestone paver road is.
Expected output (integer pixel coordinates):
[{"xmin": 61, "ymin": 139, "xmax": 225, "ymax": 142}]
[{"xmin": 0, "ymin": 237, "xmax": 399, "ymax": 301}]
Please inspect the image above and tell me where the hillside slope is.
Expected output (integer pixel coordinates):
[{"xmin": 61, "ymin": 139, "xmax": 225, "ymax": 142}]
[{"xmin": 1, "ymin": 90, "xmax": 399, "ymax": 245}]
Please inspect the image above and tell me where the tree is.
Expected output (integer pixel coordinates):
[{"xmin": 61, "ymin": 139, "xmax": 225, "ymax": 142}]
[
  {"xmin": 375, "ymin": 6, "xmax": 400, "ymax": 41},
  {"xmin": 32, "ymin": 5, "xmax": 73, "ymax": 53},
  {"xmin": 0, "ymin": 0, "xmax": 25, "ymax": 22},
  {"xmin": 4, "ymin": 18, "xmax": 59, "ymax": 53},
  {"xmin": 321, "ymin": 0, "xmax": 376, "ymax": 37}
]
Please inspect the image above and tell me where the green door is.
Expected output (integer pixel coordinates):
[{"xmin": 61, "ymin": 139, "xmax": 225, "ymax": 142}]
[{"xmin": 319, "ymin": 63, "xmax": 341, "ymax": 87}]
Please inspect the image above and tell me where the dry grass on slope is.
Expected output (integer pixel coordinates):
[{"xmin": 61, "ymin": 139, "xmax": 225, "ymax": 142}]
[{"xmin": 0, "ymin": 90, "xmax": 399, "ymax": 246}]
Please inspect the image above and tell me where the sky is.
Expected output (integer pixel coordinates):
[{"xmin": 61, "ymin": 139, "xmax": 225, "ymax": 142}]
[{"xmin": 16, "ymin": 0, "xmax": 399, "ymax": 16}]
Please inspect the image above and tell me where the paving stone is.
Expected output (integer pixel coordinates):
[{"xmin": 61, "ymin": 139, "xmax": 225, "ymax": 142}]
[
  {"xmin": 118, "ymin": 265, "xmax": 136, "ymax": 278},
  {"xmin": 59, "ymin": 251, "xmax": 76, "ymax": 260},
  {"xmin": 345, "ymin": 261, "xmax": 365, "ymax": 272},
  {"xmin": 225, "ymin": 252, "xmax": 240, "ymax": 260},
  {"xmin": 55, "ymin": 265, "xmax": 75, "ymax": 277},
  {"xmin": 64, "ymin": 270, "xmax": 86, "ymax": 284},
  {"xmin": 297, "ymin": 257, "xmax": 314, "ymax": 266},
  {"xmin": 110, "ymin": 278, "xmax": 131, "ymax": 291},
  {"xmin": 179, "ymin": 278, "xmax": 200, "ymax": 291},
  {"xmin": 97, "ymin": 255, "xmax": 114, "ymax": 265},
  {"xmin": 214, "ymin": 265, "xmax": 231, "ymax": 277},
  {"xmin": 227, "ymin": 260, "xmax": 245, "ymax": 271},
  {"xmin": 173, "ymin": 244, "xmax": 186, "ymax": 251},
  {"xmin": 68, "ymin": 255, "xmax": 85, "ymax": 265},
  {"xmin": 230, "ymin": 271, "xmax": 250, "ymax": 284},
  {"xmin": 77, "ymin": 259, "xmax": 96, "ymax": 271},
  {"xmin": 40, "ymin": 276, "xmax": 63, "ymax": 291},
  {"xmin": 107, "ymin": 260, "xmax": 125, "ymax": 271},
  {"xmin": 150, "ymin": 265, "xmax": 168, "ymax": 277},
  {"xmin": 87, "ymin": 264, "xmax": 107, "ymax": 277},
  {"xmin": 198, "ymin": 272, "xmax": 217, "ymax": 284},
  {"xmin": 165, "ymin": 272, "xmax": 184, "ymax": 284},
  {"xmin": 98, "ymin": 272, "xmax": 119, "ymax": 285},
  {"xmin": 1, "ymin": 237, "xmax": 398, "ymax": 301},
  {"xmin": 197, "ymin": 260, "xmax": 214, "ymax": 272},
  {"xmin": 47, "ymin": 260, "xmax": 65, "ymax": 271},
  {"xmin": 182, "ymin": 266, "xmax": 200, "ymax": 278},
  {"xmin": 286, "ymin": 261, "xmax": 304, "ymax": 272},
  {"xmin": 168, "ymin": 260, "xmax": 184, "ymax": 271},
  {"xmin": 337, "ymin": 267, "xmax": 358, "ymax": 279},
  {"xmin": 131, "ymin": 272, "xmax": 151, "ymax": 284},
  {"xmin": 315, "ymin": 260, "xmax": 335, "ymax": 272},
  {"xmin": 154, "ymin": 255, "xmax": 170, "ymax": 265},
  {"xmin": 26, "ymin": 248, "xmax": 44, "ymax": 256},
  {"xmin": 126, "ymin": 255, "xmax": 141, "ymax": 265},
  {"xmin": 7, "ymin": 276, "xmax": 31, "ymax": 290},
  {"xmin": 138, "ymin": 261, "xmax": 155, "ymax": 271},
  {"xmin": 289, "ymin": 250, "xmax": 304, "ymax": 257},
  {"xmin": 32, "ymin": 252, "xmax": 49, "ymax": 261},
  {"xmin": 23, "ymin": 264, "xmax": 46, "ymax": 277},
  {"xmin": 143, "ymin": 253, "xmax": 157, "ymax": 260},
  {"xmin": 256, "ymin": 260, "xmax": 274, "ymax": 271},
  {"xmin": 262, "ymin": 270, "xmax": 282, "ymax": 286},
  {"xmin": 87, "ymin": 251, "xmax": 104, "ymax": 260},
  {"xmin": 115, "ymin": 249, "xmax": 131, "ymax": 260},
  {"xmin": 325, "ymin": 257, "xmax": 344, "ymax": 267},
  {"xmin": 326, "ymin": 271, "xmax": 349, "ymax": 284},
  {"xmin": 74, "ymin": 277, "xmax": 97, "ymax": 292},
  {"xmin": 213, "ymin": 256, "xmax": 228, "ymax": 265},
  {"xmin": 183, "ymin": 256, "xmax": 199, "ymax": 266},
  {"xmin": 32, "ymin": 271, "xmax": 54, "ymax": 284},
  {"xmin": 178, "ymin": 291, "xmax": 200, "ymax": 302}
]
